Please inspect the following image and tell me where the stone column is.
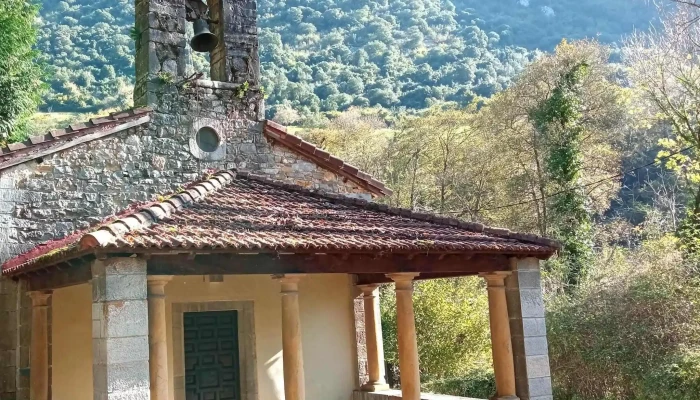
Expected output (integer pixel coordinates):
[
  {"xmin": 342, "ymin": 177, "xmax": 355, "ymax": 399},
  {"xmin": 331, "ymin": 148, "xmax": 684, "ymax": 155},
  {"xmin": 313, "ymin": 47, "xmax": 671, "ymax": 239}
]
[
  {"xmin": 481, "ymin": 272, "xmax": 518, "ymax": 400},
  {"xmin": 29, "ymin": 290, "xmax": 52, "ymax": 400},
  {"xmin": 275, "ymin": 274, "xmax": 305, "ymax": 400},
  {"xmin": 358, "ymin": 284, "xmax": 389, "ymax": 392},
  {"xmin": 0, "ymin": 278, "xmax": 21, "ymax": 400},
  {"xmin": 148, "ymin": 276, "xmax": 172, "ymax": 400},
  {"xmin": 506, "ymin": 258, "xmax": 553, "ymax": 400},
  {"xmin": 92, "ymin": 257, "xmax": 151, "ymax": 400},
  {"xmin": 134, "ymin": 0, "xmax": 187, "ymax": 107},
  {"xmin": 387, "ymin": 273, "xmax": 421, "ymax": 400},
  {"xmin": 209, "ymin": 0, "xmax": 260, "ymax": 85}
]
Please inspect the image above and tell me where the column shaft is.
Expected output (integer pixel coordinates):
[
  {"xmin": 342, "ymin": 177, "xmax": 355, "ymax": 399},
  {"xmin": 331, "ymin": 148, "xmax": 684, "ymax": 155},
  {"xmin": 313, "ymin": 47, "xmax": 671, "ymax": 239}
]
[
  {"xmin": 387, "ymin": 273, "xmax": 420, "ymax": 400},
  {"xmin": 482, "ymin": 272, "xmax": 518, "ymax": 400},
  {"xmin": 277, "ymin": 275, "xmax": 305, "ymax": 400},
  {"xmin": 29, "ymin": 291, "xmax": 51, "ymax": 400},
  {"xmin": 148, "ymin": 276, "xmax": 172, "ymax": 400},
  {"xmin": 359, "ymin": 285, "xmax": 389, "ymax": 391}
]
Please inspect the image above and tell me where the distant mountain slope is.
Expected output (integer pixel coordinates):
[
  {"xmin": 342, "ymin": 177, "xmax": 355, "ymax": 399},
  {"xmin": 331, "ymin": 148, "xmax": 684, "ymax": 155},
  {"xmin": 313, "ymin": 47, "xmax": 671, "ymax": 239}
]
[
  {"xmin": 37, "ymin": 0, "xmax": 656, "ymax": 116},
  {"xmin": 456, "ymin": 0, "xmax": 657, "ymax": 50}
]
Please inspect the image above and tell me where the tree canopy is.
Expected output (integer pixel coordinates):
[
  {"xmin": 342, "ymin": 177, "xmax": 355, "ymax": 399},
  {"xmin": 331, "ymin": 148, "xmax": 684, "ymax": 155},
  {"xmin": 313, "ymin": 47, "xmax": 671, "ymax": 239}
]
[
  {"xmin": 36, "ymin": 0, "xmax": 657, "ymax": 117},
  {"xmin": 0, "ymin": 0, "xmax": 45, "ymax": 141}
]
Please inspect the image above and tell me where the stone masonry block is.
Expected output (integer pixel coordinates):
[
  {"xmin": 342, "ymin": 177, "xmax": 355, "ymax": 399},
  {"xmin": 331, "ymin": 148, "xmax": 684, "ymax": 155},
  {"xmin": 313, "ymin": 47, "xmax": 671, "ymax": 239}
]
[
  {"xmin": 515, "ymin": 257, "xmax": 540, "ymax": 271},
  {"xmin": 0, "ymin": 351, "xmax": 15, "ymax": 368},
  {"xmin": 100, "ymin": 275, "xmax": 148, "ymax": 302},
  {"xmin": 519, "ymin": 289, "xmax": 546, "ymax": 319},
  {"xmin": 528, "ymin": 376, "xmax": 553, "ymax": 398},
  {"xmin": 0, "ymin": 278, "xmax": 17, "ymax": 295},
  {"xmin": 94, "ymin": 258, "xmax": 147, "ymax": 277},
  {"xmin": 0, "ymin": 294, "xmax": 17, "ymax": 312},
  {"xmin": 524, "ymin": 335, "xmax": 549, "ymax": 357},
  {"xmin": 102, "ymin": 300, "xmax": 149, "ymax": 338},
  {"xmin": 523, "ymin": 317, "xmax": 547, "ymax": 337},
  {"xmin": 95, "ymin": 336, "xmax": 150, "ymax": 367},
  {"xmin": 105, "ymin": 391, "xmax": 151, "ymax": 400},
  {"xmin": 517, "ymin": 270, "xmax": 542, "ymax": 289},
  {"xmin": 93, "ymin": 360, "xmax": 150, "ymax": 393},
  {"xmin": 105, "ymin": 337, "xmax": 150, "ymax": 365},
  {"xmin": 525, "ymin": 355, "xmax": 551, "ymax": 379},
  {"xmin": 0, "ymin": 368, "xmax": 15, "ymax": 393}
]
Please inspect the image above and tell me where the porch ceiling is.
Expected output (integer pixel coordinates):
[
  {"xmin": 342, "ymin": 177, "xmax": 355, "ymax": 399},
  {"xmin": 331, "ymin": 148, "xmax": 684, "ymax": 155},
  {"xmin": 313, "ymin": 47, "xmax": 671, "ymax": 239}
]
[{"xmin": 2, "ymin": 170, "xmax": 559, "ymax": 280}]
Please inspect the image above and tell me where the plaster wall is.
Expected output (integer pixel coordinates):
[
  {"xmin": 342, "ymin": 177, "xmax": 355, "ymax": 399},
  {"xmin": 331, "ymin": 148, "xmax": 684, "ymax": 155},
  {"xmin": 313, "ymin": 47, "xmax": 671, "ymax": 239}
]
[
  {"xmin": 50, "ymin": 283, "xmax": 92, "ymax": 400},
  {"xmin": 49, "ymin": 274, "xmax": 359, "ymax": 400}
]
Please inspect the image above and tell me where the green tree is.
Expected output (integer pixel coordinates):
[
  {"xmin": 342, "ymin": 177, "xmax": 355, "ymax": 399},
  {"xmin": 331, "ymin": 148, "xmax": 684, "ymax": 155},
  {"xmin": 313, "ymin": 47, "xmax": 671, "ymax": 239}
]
[
  {"xmin": 0, "ymin": 0, "xmax": 45, "ymax": 142},
  {"xmin": 529, "ymin": 61, "xmax": 593, "ymax": 286},
  {"xmin": 625, "ymin": 5, "xmax": 700, "ymax": 258},
  {"xmin": 473, "ymin": 40, "xmax": 624, "ymax": 239}
]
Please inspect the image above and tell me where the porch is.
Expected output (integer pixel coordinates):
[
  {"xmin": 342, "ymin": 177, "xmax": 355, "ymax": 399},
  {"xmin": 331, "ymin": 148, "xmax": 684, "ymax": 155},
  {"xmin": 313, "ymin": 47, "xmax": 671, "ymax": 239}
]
[{"xmin": 3, "ymin": 171, "xmax": 557, "ymax": 400}]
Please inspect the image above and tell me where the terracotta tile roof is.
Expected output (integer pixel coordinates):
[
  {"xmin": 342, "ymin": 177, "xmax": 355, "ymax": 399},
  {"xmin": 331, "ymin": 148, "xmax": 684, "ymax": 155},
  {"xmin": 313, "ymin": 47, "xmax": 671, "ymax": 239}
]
[
  {"xmin": 1, "ymin": 170, "xmax": 558, "ymax": 276},
  {"xmin": 264, "ymin": 120, "xmax": 392, "ymax": 196},
  {"xmin": 0, "ymin": 107, "xmax": 152, "ymax": 171}
]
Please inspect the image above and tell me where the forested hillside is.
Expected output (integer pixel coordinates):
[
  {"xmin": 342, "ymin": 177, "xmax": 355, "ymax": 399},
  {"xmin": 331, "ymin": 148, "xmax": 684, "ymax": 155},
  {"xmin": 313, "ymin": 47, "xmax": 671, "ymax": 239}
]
[{"xmin": 37, "ymin": 0, "xmax": 656, "ymax": 116}]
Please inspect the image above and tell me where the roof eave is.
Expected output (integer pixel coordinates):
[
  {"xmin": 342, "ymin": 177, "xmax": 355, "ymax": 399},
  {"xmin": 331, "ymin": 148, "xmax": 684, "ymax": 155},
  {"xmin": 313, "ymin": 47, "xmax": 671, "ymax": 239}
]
[{"xmin": 0, "ymin": 108, "xmax": 152, "ymax": 173}]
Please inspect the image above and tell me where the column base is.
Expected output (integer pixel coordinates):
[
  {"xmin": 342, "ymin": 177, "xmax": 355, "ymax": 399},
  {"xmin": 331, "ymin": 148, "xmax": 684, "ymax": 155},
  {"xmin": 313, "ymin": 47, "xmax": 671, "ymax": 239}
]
[{"xmin": 361, "ymin": 383, "xmax": 391, "ymax": 392}]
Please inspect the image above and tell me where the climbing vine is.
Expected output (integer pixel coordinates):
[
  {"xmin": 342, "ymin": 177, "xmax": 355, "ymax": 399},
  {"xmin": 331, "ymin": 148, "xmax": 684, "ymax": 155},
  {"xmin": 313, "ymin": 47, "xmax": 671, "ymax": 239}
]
[{"xmin": 529, "ymin": 62, "xmax": 593, "ymax": 287}]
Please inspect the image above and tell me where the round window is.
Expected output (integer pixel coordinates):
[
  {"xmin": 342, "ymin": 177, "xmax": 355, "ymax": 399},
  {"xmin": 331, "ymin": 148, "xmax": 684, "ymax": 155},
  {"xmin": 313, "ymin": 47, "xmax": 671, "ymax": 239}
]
[{"xmin": 196, "ymin": 126, "xmax": 221, "ymax": 153}]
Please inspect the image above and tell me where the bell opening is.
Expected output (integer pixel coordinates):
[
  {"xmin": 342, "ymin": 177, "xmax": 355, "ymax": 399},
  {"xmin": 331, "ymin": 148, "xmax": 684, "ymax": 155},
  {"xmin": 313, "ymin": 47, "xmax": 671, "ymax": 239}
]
[{"xmin": 190, "ymin": 19, "xmax": 219, "ymax": 53}]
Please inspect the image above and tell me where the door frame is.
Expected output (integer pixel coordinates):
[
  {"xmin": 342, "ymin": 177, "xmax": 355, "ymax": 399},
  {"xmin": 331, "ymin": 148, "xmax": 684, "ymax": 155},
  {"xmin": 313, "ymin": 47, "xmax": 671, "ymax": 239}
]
[{"xmin": 172, "ymin": 301, "xmax": 258, "ymax": 400}]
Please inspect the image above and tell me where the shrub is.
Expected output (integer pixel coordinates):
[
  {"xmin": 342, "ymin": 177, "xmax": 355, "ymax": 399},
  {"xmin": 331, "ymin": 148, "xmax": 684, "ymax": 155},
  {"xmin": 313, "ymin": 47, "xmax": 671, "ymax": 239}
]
[
  {"xmin": 422, "ymin": 371, "xmax": 495, "ymax": 399},
  {"xmin": 381, "ymin": 277, "xmax": 491, "ymax": 383},
  {"xmin": 548, "ymin": 235, "xmax": 700, "ymax": 399}
]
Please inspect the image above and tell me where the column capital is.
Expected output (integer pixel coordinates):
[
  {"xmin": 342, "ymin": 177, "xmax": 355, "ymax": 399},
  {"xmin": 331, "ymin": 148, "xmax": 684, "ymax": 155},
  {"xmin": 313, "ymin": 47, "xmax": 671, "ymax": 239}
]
[
  {"xmin": 385, "ymin": 272, "xmax": 420, "ymax": 282},
  {"xmin": 480, "ymin": 271, "xmax": 512, "ymax": 288},
  {"xmin": 274, "ymin": 274, "xmax": 306, "ymax": 293},
  {"xmin": 147, "ymin": 275, "xmax": 173, "ymax": 284},
  {"xmin": 273, "ymin": 274, "xmax": 306, "ymax": 283},
  {"xmin": 147, "ymin": 275, "xmax": 173, "ymax": 297},
  {"xmin": 386, "ymin": 273, "xmax": 419, "ymax": 291},
  {"xmin": 357, "ymin": 284, "xmax": 380, "ymax": 296},
  {"xmin": 28, "ymin": 290, "xmax": 52, "ymax": 307}
]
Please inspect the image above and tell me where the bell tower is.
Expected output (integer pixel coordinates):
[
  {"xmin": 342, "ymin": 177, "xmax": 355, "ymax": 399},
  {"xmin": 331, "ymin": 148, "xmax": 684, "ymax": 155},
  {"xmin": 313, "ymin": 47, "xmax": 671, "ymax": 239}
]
[
  {"xmin": 133, "ymin": 0, "xmax": 261, "ymax": 108},
  {"xmin": 132, "ymin": 0, "xmax": 264, "ymax": 169}
]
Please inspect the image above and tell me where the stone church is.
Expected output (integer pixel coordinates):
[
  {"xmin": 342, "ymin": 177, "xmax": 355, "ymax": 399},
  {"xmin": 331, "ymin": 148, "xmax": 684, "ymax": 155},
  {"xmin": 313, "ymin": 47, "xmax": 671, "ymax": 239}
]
[{"xmin": 0, "ymin": 1, "xmax": 557, "ymax": 400}]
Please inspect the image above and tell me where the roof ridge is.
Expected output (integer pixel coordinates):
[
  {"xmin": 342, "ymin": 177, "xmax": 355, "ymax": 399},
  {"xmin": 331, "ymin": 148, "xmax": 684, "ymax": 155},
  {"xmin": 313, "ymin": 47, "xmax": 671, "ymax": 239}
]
[
  {"xmin": 79, "ymin": 170, "xmax": 236, "ymax": 250},
  {"xmin": 236, "ymin": 171, "xmax": 561, "ymax": 250},
  {"xmin": 263, "ymin": 120, "xmax": 392, "ymax": 197}
]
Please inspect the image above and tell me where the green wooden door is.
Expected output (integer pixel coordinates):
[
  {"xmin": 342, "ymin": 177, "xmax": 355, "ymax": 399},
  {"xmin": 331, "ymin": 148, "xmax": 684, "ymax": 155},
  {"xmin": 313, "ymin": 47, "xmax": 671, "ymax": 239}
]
[{"xmin": 184, "ymin": 311, "xmax": 242, "ymax": 400}]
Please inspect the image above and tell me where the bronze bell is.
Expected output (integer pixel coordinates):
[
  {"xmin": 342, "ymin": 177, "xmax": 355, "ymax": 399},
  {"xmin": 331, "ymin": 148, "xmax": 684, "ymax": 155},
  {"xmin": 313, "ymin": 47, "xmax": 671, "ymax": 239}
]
[{"xmin": 190, "ymin": 19, "xmax": 219, "ymax": 53}]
